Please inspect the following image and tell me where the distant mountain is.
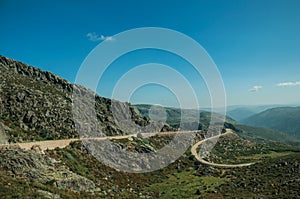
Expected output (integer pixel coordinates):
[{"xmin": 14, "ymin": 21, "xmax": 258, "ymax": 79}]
[
  {"xmin": 236, "ymin": 124, "xmax": 300, "ymax": 146},
  {"xmin": 241, "ymin": 107, "xmax": 300, "ymax": 139},
  {"xmin": 227, "ymin": 108, "xmax": 256, "ymax": 122},
  {"xmin": 136, "ymin": 104, "xmax": 300, "ymax": 146},
  {"xmin": 228, "ymin": 104, "xmax": 300, "ymax": 122},
  {"xmin": 203, "ymin": 104, "xmax": 294, "ymax": 122},
  {"xmin": 135, "ymin": 104, "xmax": 236, "ymax": 130}
]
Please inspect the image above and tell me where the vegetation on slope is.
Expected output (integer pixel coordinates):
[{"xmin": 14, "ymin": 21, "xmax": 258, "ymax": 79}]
[
  {"xmin": 2, "ymin": 132, "xmax": 299, "ymax": 198},
  {"xmin": 236, "ymin": 124, "xmax": 300, "ymax": 146},
  {"xmin": 241, "ymin": 106, "xmax": 300, "ymax": 139},
  {"xmin": 135, "ymin": 104, "xmax": 235, "ymax": 130},
  {"xmin": 207, "ymin": 133, "xmax": 300, "ymax": 165}
]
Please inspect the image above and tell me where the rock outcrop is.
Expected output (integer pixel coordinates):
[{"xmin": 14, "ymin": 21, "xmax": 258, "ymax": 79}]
[
  {"xmin": 0, "ymin": 146, "xmax": 96, "ymax": 192},
  {"xmin": 0, "ymin": 55, "xmax": 170, "ymax": 142}
]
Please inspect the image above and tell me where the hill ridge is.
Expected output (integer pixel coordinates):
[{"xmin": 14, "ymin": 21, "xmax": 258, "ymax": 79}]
[
  {"xmin": 0, "ymin": 55, "xmax": 156, "ymax": 142},
  {"xmin": 242, "ymin": 106, "xmax": 300, "ymax": 139},
  {"xmin": 0, "ymin": 55, "xmax": 73, "ymax": 92}
]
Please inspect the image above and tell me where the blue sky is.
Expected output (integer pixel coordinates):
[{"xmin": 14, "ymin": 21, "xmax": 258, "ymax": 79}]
[{"xmin": 1, "ymin": 0, "xmax": 300, "ymax": 107}]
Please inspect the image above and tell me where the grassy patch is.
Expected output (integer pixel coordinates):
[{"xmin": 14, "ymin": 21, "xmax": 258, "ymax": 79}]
[
  {"xmin": 146, "ymin": 170, "xmax": 227, "ymax": 198},
  {"xmin": 238, "ymin": 151, "xmax": 292, "ymax": 161}
]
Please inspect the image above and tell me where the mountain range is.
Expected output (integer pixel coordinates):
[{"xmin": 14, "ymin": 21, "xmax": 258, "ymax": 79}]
[{"xmin": 241, "ymin": 106, "xmax": 300, "ymax": 139}]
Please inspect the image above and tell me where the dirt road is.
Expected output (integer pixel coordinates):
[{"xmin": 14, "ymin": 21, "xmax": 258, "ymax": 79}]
[
  {"xmin": 191, "ymin": 129, "xmax": 255, "ymax": 168},
  {"xmin": 0, "ymin": 129, "xmax": 254, "ymax": 168},
  {"xmin": 0, "ymin": 130, "xmax": 198, "ymax": 151}
]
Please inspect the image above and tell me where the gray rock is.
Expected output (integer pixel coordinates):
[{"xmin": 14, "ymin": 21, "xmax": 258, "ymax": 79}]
[
  {"xmin": 0, "ymin": 55, "xmax": 158, "ymax": 141},
  {"xmin": 0, "ymin": 147, "xmax": 96, "ymax": 192}
]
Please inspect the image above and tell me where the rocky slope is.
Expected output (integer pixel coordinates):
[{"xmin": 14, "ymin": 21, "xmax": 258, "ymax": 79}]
[
  {"xmin": 0, "ymin": 55, "xmax": 171, "ymax": 142},
  {"xmin": 0, "ymin": 145, "xmax": 96, "ymax": 192}
]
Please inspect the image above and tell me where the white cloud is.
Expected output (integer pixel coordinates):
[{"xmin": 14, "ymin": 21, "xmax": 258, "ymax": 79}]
[
  {"xmin": 249, "ymin": 85, "xmax": 262, "ymax": 92},
  {"xmin": 86, "ymin": 32, "xmax": 115, "ymax": 42},
  {"xmin": 276, "ymin": 81, "xmax": 300, "ymax": 87}
]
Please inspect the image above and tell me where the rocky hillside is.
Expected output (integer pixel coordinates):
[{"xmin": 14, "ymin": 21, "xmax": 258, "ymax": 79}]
[
  {"xmin": 0, "ymin": 145, "xmax": 96, "ymax": 193},
  {"xmin": 0, "ymin": 55, "xmax": 167, "ymax": 142}
]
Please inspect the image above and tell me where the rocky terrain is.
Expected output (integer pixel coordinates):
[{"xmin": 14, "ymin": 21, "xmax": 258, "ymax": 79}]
[
  {"xmin": 0, "ymin": 55, "xmax": 174, "ymax": 143},
  {"xmin": 0, "ymin": 145, "xmax": 96, "ymax": 192}
]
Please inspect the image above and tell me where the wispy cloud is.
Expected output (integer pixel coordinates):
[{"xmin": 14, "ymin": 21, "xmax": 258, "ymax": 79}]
[
  {"xmin": 277, "ymin": 81, "xmax": 300, "ymax": 87},
  {"xmin": 249, "ymin": 85, "xmax": 262, "ymax": 92},
  {"xmin": 86, "ymin": 32, "xmax": 115, "ymax": 42}
]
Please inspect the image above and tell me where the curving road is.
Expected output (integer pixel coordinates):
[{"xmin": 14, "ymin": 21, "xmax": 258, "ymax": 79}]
[
  {"xmin": 191, "ymin": 129, "xmax": 255, "ymax": 168},
  {"xmin": 0, "ymin": 129, "xmax": 254, "ymax": 168}
]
